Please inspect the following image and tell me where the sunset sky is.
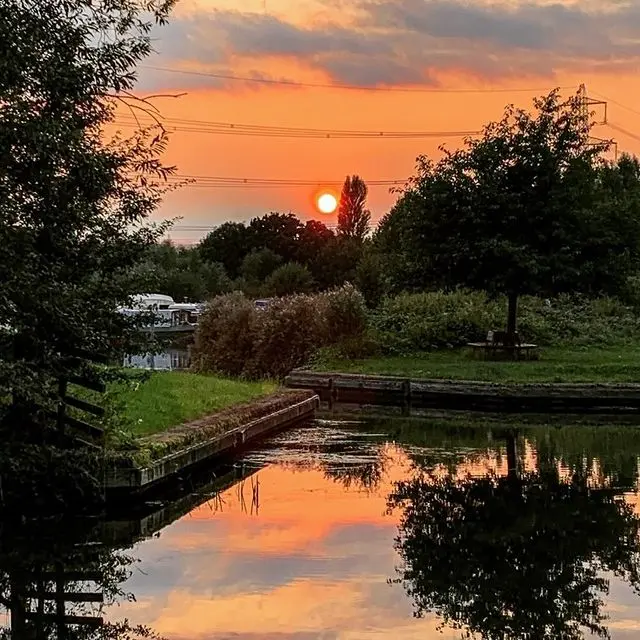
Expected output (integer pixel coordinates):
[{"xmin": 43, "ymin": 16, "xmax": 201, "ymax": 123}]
[
  {"xmin": 129, "ymin": 0, "xmax": 640, "ymax": 243},
  {"xmin": 111, "ymin": 445, "xmax": 640, "ymax": 639}
]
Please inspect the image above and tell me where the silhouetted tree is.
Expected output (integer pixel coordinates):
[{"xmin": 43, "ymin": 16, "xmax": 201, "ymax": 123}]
[
  {"xmin": 265, "ymin": 262, "xmax": 314, "ymax": 297},
  {"xmin": 389, "ymin": 461, "xmax": 640, "ymax": 639},
  {"xmin": 248, "ymin": 212, "xmax": 304, "ymax": 263},
  {"xmin": 312, "ymin": 237, "xmax": 363, "ymax": 289},
  {"xmin": 0, "ymin": 0, "xmax": 176, "ymax": 463},
  {"xmin": 240, "ymin": 248, "xmax": 283, "ymax": 289},
  {"xmin": 378, "ymin": 91, "xmax": 640, "ymax": 338},
  {"xmin": 139, "ymin": 241, "xmax": 231, "ymax": 301},
  {"xmin": 296, "ymin": 219, "xmax": 335, "ymax": 265},
  {"xmin": 199, "ymin": 222, "xmax": 254, "ymax": 278},
  {"xmin": 337, "ymin": 175, "xmax": 371, "ymax": 241}
]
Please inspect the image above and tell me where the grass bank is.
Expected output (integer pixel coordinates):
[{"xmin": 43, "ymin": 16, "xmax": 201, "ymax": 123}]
[
  {"xmin": 109, "ymin": 372, "xmax": 276, "ymax": 437},
  {"xmin": 313, "ymin": 345, "xmax": 640, "ymax": 383}
]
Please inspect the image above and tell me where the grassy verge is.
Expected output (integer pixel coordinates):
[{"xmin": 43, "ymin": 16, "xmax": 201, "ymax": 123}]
[
  {"xmin": 109, "ymin": 371, "xmax": 276, "ymax": 437},
  {"xmin": 313, "ymin": 345, "xmax": 640, "ymax": 383}
]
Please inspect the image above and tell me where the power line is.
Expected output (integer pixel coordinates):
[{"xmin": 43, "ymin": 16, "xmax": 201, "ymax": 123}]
[
  {"xmin": 164, "ymin": 174, "xmax": 404, "ymax": 188},
  {"xmin": 606, "ymin": 122, "xmax": 640, "ymax": 144},
  {"xmin": 140, "ymin": 64, "xmax": 570, "ymax": 95},
  {"xmin": 113, "ymin": 115, "xmax": 480, "ymax": 139},
  {"xmin": 590, "ymin": 91, "xmax": 640, "ymax": 119}
]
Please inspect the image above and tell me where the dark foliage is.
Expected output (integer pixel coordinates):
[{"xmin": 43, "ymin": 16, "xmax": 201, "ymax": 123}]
[
  {"xmin": 389, "ymin": 463, "xmax": 640, "ymax": 639},
  {"xmin": 376, "ymin": 91, "xmax": 640, "ymax": 333},
  {"xmin": 337, "ymin": 175, "xmax": 371, "ymax": 241},
  {"xmin": 0, "ymin": 0, "xmax": 176, "ymax": 507}
]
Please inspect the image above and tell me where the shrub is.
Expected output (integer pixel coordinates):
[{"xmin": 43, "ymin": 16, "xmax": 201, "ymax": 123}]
[
  {"xmin": 355, "ymin": 251, "xmax": 387, "ymax": 307},
  {"xmin": 371, "ymin": 290, "xmax": 640, "ymax": 354},
  {"xmin": 193, "ymin": 292, "xmax": 256, "ymax": 376},
  {"xmin": 322, "ymin": 282, "xmax": 368, "ymax": 343},
  {"xmin": 246, "ymin": 294, "xmax": 326, "ymax": 379},
  {"xmin": 193, "ymin": 285, "xmax": 368, "ymax": 379},
  {"xmin": 372, "ymin": 290, "xmax": 502, "ymax": 353},
  {"xmin": 517, "ymin": 294, "xmax": 640, "ymax": 347}
]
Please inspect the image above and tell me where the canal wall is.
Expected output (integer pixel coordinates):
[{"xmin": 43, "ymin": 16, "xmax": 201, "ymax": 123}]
[
  {"xmin": 105, "ymin": 389, "xmax": 318, "ymax": 492},
  {"xmin": 285, "ymin": 370, "xmax": 640, "ymax": 417}
]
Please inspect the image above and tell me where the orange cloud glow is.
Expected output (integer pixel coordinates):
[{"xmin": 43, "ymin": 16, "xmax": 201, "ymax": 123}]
[{"xmin": 114, "ymin": 0, "xmax": 640, "ymax": 243}]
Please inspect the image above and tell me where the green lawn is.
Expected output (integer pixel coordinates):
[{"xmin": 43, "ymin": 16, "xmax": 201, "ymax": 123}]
[
  {"xmin": 109, "ymin": 372, "xmax": 276, "ymax": 436},
  {"xmin": 313, "ymin": 345, "xmax": 640, "ymax": 383}
]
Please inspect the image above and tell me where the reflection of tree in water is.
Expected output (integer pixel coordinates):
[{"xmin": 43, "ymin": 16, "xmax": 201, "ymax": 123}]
[
  {"xmin": 0, "ymin": 520, "xmax": 164, "ymax": 640},
  {"xmin": 527, "ymin": 425, "xmax": 640, "ymax": 490},
  {"xmin": 323, "ymin": 451, "xmax": 389, "ymax": 493},
  {"xmin": 388, "ymin": 438, "xmax": 640, "ymax": 640}
]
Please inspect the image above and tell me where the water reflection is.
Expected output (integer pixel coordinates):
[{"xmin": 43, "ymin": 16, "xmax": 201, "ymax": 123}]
[
  {"xmin": 0, "ymin": 518, "xmax": 163, "ymax": 640},
  {"xmin": 3, "ymin": 418, "xmax": 640, "ymax": 639},
  {"xmin": 123, "ymin": 349, "xmax": 190, "ymax": 371},
  {"xmin": 389, "ymin": 434, "xmax": 640, "ymax": 639}
]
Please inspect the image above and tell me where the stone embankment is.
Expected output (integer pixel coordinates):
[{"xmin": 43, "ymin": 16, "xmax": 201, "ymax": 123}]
[{"xmin": 106, "ymin": 389, "xmax": 318, "ymax": 492}]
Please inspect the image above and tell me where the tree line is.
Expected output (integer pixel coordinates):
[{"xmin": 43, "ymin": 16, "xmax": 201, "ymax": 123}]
[
  {"xmin": 144, "ymin": 174, "xmax": 383, "ymax": 303},
  {"xmin": 154, "ymin": 93, "xmax": 640, "ymax": 339}
]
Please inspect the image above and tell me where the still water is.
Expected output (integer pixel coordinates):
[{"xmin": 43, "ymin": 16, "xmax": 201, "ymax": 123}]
[{"xmin": 4, "ymin": 416, "xmax": 640, "ymax": 639}]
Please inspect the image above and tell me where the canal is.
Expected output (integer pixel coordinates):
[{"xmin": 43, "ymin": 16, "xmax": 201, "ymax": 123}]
[{"xmin": 3, "ymin": 415, "xmax": 640, "ymax": 638}]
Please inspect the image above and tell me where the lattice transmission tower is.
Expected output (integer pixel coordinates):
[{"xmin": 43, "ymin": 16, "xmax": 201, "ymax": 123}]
[{"xmin": 577, "ymin": 83, "xmax": 618, "ymax": 159}]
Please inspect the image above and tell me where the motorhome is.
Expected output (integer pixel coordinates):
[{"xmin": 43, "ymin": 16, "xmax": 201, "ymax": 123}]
[{"xmin": 119, "ymin": 294, "xmax": 202, "ymax": 330}]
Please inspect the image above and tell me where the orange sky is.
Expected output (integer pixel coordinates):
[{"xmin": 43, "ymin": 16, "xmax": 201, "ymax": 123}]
[
  {"xmin": 108, "ymin": 444, "xmax": 640, "ymax": 639},
  {"xmin": 124, "ymin": 0, "xmax": 640, "ymax": 243}
]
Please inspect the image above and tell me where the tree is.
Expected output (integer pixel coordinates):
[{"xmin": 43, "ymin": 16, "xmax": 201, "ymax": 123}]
[
  {"xmin": 312, "ymin": 237, "xmax": 363, "ymax": 290},
  {"xmin": 248, "ymin": 212, "xmax": 304, "ymax": 263},
  {"xmin": 337, "ymin": 175, "xmax": 371, "ymax": 241},
  {"xmin": 240, "ymin": 248, "xmax": 283, "ymax": 288},
  {"xmin": 296, "ymin": 219, "xmax": 335, "ymax": 265},
  {"xmin": 265, "ymin": 262, "xmax": 314, "ymax": 297},
  {"xmin": 374, "ymin": 191, "xmax": 436, "ymax": 293},
  {"xmin": 355, "ymin": 245, "xmax": 387, "ymax": 307},
  {"xmin": 384, "ymin": 91, "xmax": 640, "ymax": 338},
  {"xmin": 0, "ymin": 0, "xmax": 176, "ymax": 422},
  {"xmin": 389, "ymin": 443, "xmax": 640, "ymax": 639},
  {"xmin": 199, "ymin": 222, "xmax": 254, "ymax": 278}
]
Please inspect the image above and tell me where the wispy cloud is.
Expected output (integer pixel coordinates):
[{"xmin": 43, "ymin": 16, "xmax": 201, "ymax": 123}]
[{"xmin": 142, "ymin": 0, "xmax": 640, "ymax": 90}]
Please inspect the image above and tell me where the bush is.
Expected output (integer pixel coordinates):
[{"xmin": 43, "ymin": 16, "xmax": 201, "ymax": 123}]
[
  {"xmin": 372, "ymin": 290, "xmax": 501, "ymax": 353},
  {"xmin": 516, "ymin": 294, "xmax": 640, "ymax": 347},
  {"xmin": 355, "ymin": 251, "xmax": 387, "ymax": 307},
  {"xmin": 193, "ymin": 292, "xmax": 256, "ymax": 376},
  {"xmin": 322, "ymin": 282, "xmax": 368, "ymax": 343},
  {"xmin": 371, "ymin": 290, "xmax": 640, "ymax": 354},
  {"xmin": 193, "ymin": 285, "xmax": 369, "ymax": 379},
  {"xmin": 246, "ymin": 294, "xmax": 326, "ymax": 379}
]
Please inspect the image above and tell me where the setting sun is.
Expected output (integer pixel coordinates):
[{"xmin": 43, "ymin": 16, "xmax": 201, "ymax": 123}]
[{"xmin": 317, "ymin": 192, "xmax": 338, "ymax": 214}]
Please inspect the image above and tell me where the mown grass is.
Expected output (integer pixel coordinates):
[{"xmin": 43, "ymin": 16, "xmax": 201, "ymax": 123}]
[
  {"xmin": 108, "ymin": 372, "xmax": 276, "ymax": 437},
  {"xmin": 313, "ymin": 345, "xmax": 640, "ymax": 383}
]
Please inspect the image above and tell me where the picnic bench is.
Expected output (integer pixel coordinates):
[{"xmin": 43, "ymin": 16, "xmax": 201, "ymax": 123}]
[{"xmin": 468, "ymin": 331, "xmax": 539, "ymax": 360}]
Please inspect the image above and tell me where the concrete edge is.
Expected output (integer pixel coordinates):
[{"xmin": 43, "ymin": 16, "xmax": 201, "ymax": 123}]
[
  {"xmin": 286, "ymin": 370, "xmax": 640, "ymax": 394},
  {"xmin": 105, "ymin": 393, "xmax": 319, "ymax": 491},
  {"xmin": 285, "ymin": 370, "xmax": 640, "ymax": 415}
]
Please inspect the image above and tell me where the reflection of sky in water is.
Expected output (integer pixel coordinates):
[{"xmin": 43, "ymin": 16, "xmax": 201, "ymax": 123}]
[{"xmin": 110, "ymin": 425, "xmax": 640, "ymax": 639}]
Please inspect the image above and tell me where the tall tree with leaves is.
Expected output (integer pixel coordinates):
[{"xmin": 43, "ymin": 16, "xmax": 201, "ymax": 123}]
[
  {"xmin": 199, "ymin": 222, "xmax": 254, "ymax": 278},
  {"xmin": 0, "ymin": 0, "xmax": 176, "ymax": 471},
  {"xmin": 379, "ymin": 91, "xmax": 640, "ymax": 339},
  {"xmin": 337, "ymin": 175, "xmax": 371, "ymax": 241}
]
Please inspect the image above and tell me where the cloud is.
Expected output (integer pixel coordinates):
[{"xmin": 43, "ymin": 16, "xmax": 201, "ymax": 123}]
[
  {"xmin": 140, "ymin": 1, "xmax": 640, "ymax": 90},
  {"xmin": 362, "ymin": 0, "xmax": 637, "ymax": 60}
]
